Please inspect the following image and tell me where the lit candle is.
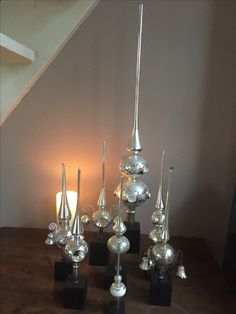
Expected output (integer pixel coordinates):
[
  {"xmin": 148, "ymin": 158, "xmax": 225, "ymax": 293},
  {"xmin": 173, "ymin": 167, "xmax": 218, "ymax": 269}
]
[{"xmin": 56, "ymin": 191, "xmax": 77, "ymax": 222}]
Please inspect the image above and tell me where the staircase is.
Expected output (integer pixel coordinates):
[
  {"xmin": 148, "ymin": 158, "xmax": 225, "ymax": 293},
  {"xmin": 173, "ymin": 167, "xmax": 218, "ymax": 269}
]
[{"xmin": 0, "ymin": 0, "xmax": 99, "ymax": 125}]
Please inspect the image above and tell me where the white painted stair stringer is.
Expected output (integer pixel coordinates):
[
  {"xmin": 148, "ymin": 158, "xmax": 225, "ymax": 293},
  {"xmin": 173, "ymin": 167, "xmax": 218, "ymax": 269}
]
[{"xmin": 0, "ymin": 0, "xmax": 99, "ymax": 126}]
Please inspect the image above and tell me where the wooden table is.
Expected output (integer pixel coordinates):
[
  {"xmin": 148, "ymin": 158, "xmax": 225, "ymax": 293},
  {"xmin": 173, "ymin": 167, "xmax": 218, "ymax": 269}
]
[{"xmin": 0, "ymin": 228, "xmax": 235, "ymax": 314}]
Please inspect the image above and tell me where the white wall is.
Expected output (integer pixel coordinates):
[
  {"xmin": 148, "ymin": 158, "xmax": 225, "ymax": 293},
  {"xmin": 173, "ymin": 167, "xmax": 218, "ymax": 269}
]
[{"xmin": 1, "ymin": 0, "xmax": 235, "ymax": 264}]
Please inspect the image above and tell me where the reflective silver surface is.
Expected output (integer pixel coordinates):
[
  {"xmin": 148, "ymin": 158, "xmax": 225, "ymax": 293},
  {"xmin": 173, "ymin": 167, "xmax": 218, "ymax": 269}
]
[
  {"xmin": 176, "ymin": 265, "xmax": 187, "ymax": 279},
  {"xmin": 151, "ymin": 242, "xmax": 175, "ymax": 275},
  {"xmin": 64, "ymin": 169, "xmax": 88, "ymax": 269},
  {"xmin": 115, "ymin": 178, "xmax": 150, "ymax": 208},
  {"xmin": 92, "ymin": 141, "xmax": 112, "ymax": 230},
  {"xmin": 148, "ymin": 226, "xmax": 163, "ymax": 243},
  {"xmin": 120, "ymin": 153, "xmax": 149, "ymax": 177},
  {"xmin": 139, "ymin": 156, "xmax": 187, "ymax": 280},
  {"xmin": 114, "ymin": 0, "xmax": 150, "ymax": 222},
  {"xmin": 139, "ymin": 256, "xmax": 152, "ymax": 271},
  {"xmin": 45, "ymin": 164, "xmax": 72, "ymax": 249},
  {"xmin": 107, "ymin": 235, "xmax": 130, "ymax": 255}
]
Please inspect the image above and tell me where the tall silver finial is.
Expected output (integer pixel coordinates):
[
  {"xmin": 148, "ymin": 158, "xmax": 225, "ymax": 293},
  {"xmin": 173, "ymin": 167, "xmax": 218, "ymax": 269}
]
[
  {"xmin": 64, "ymin": 168, "xmax": 88, "ymax": 268},
  {"xmin": 115, "ymin": 3, "xmax": 150, "ymax": 229},
  {"xmin": 97, "ymin": 140, "xmax": 106, "ymax": 209},
  {"xmin": 129, "ymin": 3, "xmax": 143, "ymax": 152},
  {"xmin": 91, "ymin": 141, "xmax": 112, "ymax": 230},
  {"xmin": 45, "ymin": 164, "xmax": 72, "ymax": 248},
  {"xmin": 163, "ymin": 167, "xmax": 173, "ymax": 243},
  {"xmin": 58, "ymin": 164, "xmax": 72, "ymax": 221},
  {"xmin": 155, "ymin": 150, "xmax": 165, "ymax": 210}
]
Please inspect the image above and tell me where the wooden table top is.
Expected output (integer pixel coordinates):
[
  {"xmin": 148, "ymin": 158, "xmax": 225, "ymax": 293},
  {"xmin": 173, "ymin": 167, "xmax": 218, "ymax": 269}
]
[{"xmin": 0, "ymin": 228, "xmax": 235, "ymax": 314}]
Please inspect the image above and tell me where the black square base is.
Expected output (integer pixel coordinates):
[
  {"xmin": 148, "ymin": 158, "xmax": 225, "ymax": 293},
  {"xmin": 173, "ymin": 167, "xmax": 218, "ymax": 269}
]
[
  {"xmin": 54, "ymin": 260, "xmax": 73, "ymax": 281},
  {"xmin": 148, "ymin": 271, "xmax": 172, "ymax": 306},
  {"xmin": 89, "ymin": 240, "xmax": 109, "ymax": 266},
  {"xmin": 104, "ymin": 265, "xmax": 127, "ymax": 290},
  {"xmin": 64, "ymin": 275, "xmax": 87, "ymax": 309},
  {"xmin": 106, "ymin": 300, "xmax": 125, "ymax": 314},
  {"xmin": 125, "ymin": 221, "xmax": 140, "ymax": 254}
]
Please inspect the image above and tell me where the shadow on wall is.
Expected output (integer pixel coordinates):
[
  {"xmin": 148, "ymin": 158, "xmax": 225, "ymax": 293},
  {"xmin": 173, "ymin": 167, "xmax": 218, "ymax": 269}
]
[{"xmin": 178, "ymin": 1, "xmax": 236, "ymax": 265}]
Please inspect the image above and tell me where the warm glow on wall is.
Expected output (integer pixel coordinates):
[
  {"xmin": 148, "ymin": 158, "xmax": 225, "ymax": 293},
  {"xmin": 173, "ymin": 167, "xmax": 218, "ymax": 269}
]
[{"xmin": 56, "ymin": 191, "xmax": 77, "ymax": 221}]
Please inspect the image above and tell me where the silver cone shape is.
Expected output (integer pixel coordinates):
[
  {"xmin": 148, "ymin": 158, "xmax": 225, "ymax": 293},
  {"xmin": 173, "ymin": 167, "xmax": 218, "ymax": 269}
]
[
  {"xmin": 129, "ymin": 3, "xmax": 143, "ymax": 152},
  {"xmin": 72, "ymin": 168, "xmax": 84, "ymax": 236},
  {"xmin": 97, "ymin": 141, "xmax": 107, "ymax": 209},
  {"xmin": 163, "ymin": 167, "xmax": 173, "ymax": 243},
  {"xmin": 176, "ymin": 265, "xmax": 187, "ymax": 279},
  {"xmin": 97, "ymin": 188, "xmax": 106, "ymax": 209},
  {"xmin": 58, "ymin": 164, "xmax": 72, "ymax": 221},
  {"xmin": 155, "ymin": 150, "xmax": 165, "ymax": 210}
]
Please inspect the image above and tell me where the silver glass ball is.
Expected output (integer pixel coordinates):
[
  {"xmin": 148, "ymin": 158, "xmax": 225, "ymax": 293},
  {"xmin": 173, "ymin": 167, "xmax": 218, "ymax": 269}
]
[
  {"xmin": 119, "ymin": 178, "xmax": 151, "ymax": 207},
  {"xmin": 110, "ymin": 281, "xmax": 126, "ymax": 298},
  {"xmin": 64, "ymin": 237, "xmax": 88, "ymax": 263},
  {"xmin": 151, "ymin": 242, "xmax": 175, "ymax": 273},
  {"xmin": 151, "ymin": 210, "xmax": 165, "ymax": 226},
  {"xmin": 92, "ymin": 210, "xmax": 112, "ymax": 228},
  {"xmin": 107, "ymin": 235, "xmax": 130, "ymax": 254},
  {"xmin": 119, "ymin": 153, "xmax": 149, "ymax": 176},
  {"xmin": 54, "ymin": 225, "xmax": 72, "ymax": 249},
  {"xmin": 149, "ymin": 227, "xmax": 163, "ymax": 243}
]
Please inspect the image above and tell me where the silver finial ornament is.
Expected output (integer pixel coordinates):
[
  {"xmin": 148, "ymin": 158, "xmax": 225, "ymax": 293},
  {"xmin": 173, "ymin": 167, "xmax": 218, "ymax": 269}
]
[
  {"xmin": 45, "ymin": 164, "xmax": 72, "ymax": 249},
  {"xmin": 64, "ymin": 169, "xmax": 88, "ymax": 279},
  {"xmin": 109, "ymin": 182, "xmax": 127, "ymax": 307},
  {"xmin": 92, "ymin": 141, "xmax": 112, "ymax": 230},
  {"xmin": 108, "ymin": 176, "xmax": 130, "ymax": 255},
  {"xmin": 115, "ymin": 4, "xmax": 150, "ymax": 223},
  {"xmin": 140, "ymin": 153, "xmax": 187, "ymax": 281}
]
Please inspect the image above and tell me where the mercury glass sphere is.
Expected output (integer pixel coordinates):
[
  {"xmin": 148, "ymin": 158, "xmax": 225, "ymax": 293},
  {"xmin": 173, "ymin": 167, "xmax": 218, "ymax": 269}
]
[
  {"xmin": 107, "ymin": 235, "xmax": 130, "ymax": 254},
  {"xmin": 110, "ymin": 279, "xmax": 126, "ymax": 298},
  {"xmin": 115, "ymin": 178, "xmax": 151, "ymax": 207},
  {"xmin": 54, "ymin": 225, "xmax": 72, "ymax": 249},
  {"xmin": 151, "ymin": 210, "xmax": 165, "ymax": 226},
  {"xmin": 64, "ymin": 237, "xmax": 88, "ymax": 263},
  {"xmin": 149, "ymin": 227, "xmax": 163, "ymax": 243},
  {"xmin": 92, "ymin": 210, "xmax": 112, "ymax": 228},
  {"xmin": 119, "ymin": 153, "xmax": 149, "ymax": 176},
  {"xmin": 151, "ymin": 242, "xmax": 175, "ymax": 273}
]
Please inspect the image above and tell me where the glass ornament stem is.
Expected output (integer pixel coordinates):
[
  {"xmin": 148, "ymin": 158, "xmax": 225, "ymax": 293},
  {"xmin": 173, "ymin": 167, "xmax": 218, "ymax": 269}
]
[
  {"xmin": 116, "ymin": 242, "xmax": 121, "ymax": 278},
  {"xmin": 163, "ymin": 167, "xmax": 173, "ymax": 243},
  {"xmin": 155, "ymin": 150, "xmax": 165, "ymax": 209},
  {"xmin": 127, "ymin": 210, "xmax": 135, "ymax": 224},
  {"xmin": 102, "ymin": 140, "xmax": 106, "ymax": 190},
  {"xmin": 72, "ymin": 263, "xmax": 79, "ymax": 281},
  {"xmin": 134, "ymin": 3, "xmax": 143, "ymax": 131},
  {"xmin": 58, "ymin": 164, "xmax": 72, "ymax": 221},
  {"xmin": 118, "ymin": 176, "xmax": 124, "ymax": 220}
]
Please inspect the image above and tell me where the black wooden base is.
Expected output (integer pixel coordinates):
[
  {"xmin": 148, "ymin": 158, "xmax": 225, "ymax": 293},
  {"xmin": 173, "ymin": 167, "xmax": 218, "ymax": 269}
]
[
  {"xmin": 54, "ymin": 260, "xmax": 73, "ymax": 281},
  {"xmin": 64, "ymin": 275, "xmax": 87, "ymax": 309},
  {"xmin": 89, "ymin": 240, "xmax": 109, "ymax": 266},
  {"xmin": 106, "ymin": 300, "xmax": 125, "ymax": 314},
  {"xmin": 104, "ymin": 265, "xmax": 127, "ymax": 290},
  {"xmin": 125, "ymin": 221, "xmax": 140, "ymax": 254},
  {"xmin": 148, "ymin": 271, "xmax": 172, "ymax": 306}
]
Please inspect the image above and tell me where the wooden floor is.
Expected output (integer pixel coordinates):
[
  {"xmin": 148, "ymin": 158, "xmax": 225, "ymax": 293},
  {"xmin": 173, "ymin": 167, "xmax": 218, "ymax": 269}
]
[{"xmin": 0, "ymin": 228, "xmax": 235, "ymax": 314}]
